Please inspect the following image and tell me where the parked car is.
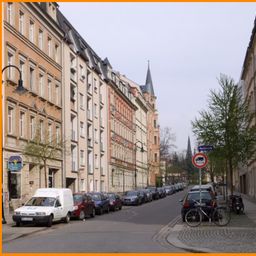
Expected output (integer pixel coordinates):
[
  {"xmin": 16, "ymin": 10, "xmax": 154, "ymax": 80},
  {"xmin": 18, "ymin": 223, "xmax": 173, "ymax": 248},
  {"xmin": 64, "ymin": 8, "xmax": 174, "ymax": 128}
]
[
  {"xmin": 180, "ymin": 190, "xmax": 217, "ymax": 222},
  {"xmin": 190, "ymin": 184, "xmax": 216, "ymax": 197},
  {"xmin": 140, "ymin": 189, "xmax": 153, "ymax": 202},
  {"xmin": 157, "ymin": 187, "xmax": 166, "ymax": 198},
  {"xmin": 89, "ymin": 192, "xmax": 110, "ymax": 215},
  {"xmin": 13, "ymin": 188, "xmax": 74, "ymax": 227},
  {"xmin": 72, "ymin": 193, "xmax": 96, "ymax": 220},
  {"xmin": 122, "ymin": 191, "xmax": 142, "ymax": 206},
  {"xmin": 138, "ymin": 190, "xmax": 147, "ymax": 204},
  {"xmin": 107, "ymin": 193, "xmax": 122, "ymax": 211},
  {"xmin": 146, "ymin": 187, "xmax": 160, "ymax": 200},
  {"xmin": 163, "ymin": 186, "xmax": 172, "ymax": 195}
]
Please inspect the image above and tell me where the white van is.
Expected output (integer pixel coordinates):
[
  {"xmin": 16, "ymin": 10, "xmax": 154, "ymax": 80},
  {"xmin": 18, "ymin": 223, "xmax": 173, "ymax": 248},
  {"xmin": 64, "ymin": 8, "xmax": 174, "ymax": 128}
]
[{"xmin": 13, "ymin": 188, "xmax": 74, "ymax": 227}]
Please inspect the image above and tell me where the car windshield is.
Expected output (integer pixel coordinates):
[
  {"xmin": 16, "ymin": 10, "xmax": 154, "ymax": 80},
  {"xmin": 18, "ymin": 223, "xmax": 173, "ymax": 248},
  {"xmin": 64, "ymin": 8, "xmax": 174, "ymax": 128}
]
[
  {"xmin": 91, "ymin": 194, "xmax": 101, "ymax": 201},
  {"xmin": 73, "ymin": 194, "xmax": 83, "ymax": 203},
  {"xmin": 125, "ymin": 191, "xmax": 137, "ymax": 196},
  {"xmin": 108, "ymin": 194, "xmax": 116, "ymax": 199},
  {"xmin": 187, "ymin": 192, "xmax": 212, "ymax": 201},
  {"xmin": 25, "ymin": 197, "xmax": 56, "ymax": 207}
]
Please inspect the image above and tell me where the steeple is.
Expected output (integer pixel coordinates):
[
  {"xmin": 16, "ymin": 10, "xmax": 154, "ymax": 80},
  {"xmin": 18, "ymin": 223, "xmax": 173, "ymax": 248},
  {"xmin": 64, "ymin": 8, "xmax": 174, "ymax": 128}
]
[{"xmin": 141, "ymin": 61, "xmax": 155, "ymax": 96}]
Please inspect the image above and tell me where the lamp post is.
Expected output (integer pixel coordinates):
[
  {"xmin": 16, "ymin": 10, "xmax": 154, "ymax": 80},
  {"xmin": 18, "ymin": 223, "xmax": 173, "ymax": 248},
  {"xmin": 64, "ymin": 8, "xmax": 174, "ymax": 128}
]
[
  {"xmin": 134, "ymin": 141, "xmax": 144, "ymax": 190},
  {"xmin": 2, "ymin": 65, "xmax": 26, "ymax": 224}
]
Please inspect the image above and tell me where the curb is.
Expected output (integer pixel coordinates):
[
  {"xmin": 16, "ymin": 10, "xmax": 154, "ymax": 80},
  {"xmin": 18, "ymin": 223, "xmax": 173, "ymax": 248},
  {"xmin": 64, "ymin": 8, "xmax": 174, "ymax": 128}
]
[{"xmin": 166, "ymin": 225, "xmax": 215, "ymax": 253}]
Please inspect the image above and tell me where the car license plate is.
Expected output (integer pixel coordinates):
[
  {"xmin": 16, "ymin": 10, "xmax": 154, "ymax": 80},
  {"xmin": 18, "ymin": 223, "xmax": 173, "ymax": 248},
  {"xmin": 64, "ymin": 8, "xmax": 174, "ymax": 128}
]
[
  {"xmin": 21, "ymin": 217, "xmax": 33, "ymax": 221},
  {"xmin": 200, "ymin": 203, "xmax": 206, "ymax": 206}
]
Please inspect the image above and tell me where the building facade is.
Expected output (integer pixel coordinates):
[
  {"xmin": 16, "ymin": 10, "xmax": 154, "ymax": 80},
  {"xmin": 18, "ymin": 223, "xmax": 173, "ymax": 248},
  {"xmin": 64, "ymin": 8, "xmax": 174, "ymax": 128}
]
[
  {"xmin": 3, "ymin": 2, "xmax": 63, "ymax": 211},
  {"xmin": 239, "ymin": 17, "xmax": 256, "ymax": 200},
  {"xmin": 140, "ymin": 64, "xmax": 160, "ymax": 186}
]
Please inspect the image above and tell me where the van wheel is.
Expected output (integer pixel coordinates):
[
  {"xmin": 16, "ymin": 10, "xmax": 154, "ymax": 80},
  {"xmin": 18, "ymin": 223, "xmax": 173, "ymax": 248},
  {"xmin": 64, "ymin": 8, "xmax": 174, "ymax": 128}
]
[
  {"xmin": 90, "ymin": 208, "xmax": 95, "ymax": 218},
  {"xmin": 16, "ymin": 221, "xmax": 21, "ymax": 227},
  {"xmin": 47, "ymin": 215, "xmax": 53, "ymax": 227},
  {"xmin": 64, "ymin": 213, "xmax": 70, "ymax": 223},
  {"xmin": 119, "ymin": 205, "xmax": 122, "ymax": 210},
  {"xmin": 79, "ymin": 211, "xmax": 85, "ymax": 220}
]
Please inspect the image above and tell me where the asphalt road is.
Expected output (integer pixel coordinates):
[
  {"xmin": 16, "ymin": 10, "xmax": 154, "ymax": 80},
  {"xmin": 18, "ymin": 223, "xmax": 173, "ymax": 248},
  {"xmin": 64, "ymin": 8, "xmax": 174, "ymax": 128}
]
[{"xmin": 3, "ymin": 188, "xmax": 189, "ymax": 253}]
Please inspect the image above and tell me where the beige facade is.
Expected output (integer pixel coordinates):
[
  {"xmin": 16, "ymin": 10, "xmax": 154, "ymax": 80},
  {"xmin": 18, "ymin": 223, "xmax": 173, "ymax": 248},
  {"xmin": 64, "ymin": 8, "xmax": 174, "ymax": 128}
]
[
  {"xmin": 239, "ymin": 18, "xmax": 256, "ymax": 200},
  {"xmin": 3, "ymin": 2, "xmax": 63, "ymax": 211}
]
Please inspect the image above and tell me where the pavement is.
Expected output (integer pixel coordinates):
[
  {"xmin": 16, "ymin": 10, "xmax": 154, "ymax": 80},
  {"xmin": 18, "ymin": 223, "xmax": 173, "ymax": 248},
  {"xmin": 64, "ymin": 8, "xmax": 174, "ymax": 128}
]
[
  {"xmin": 2, "ymin": 192, "xmax": 256, "ymax": 253},
  {"xmin": 167, "ymin": 195, "xmax": 256, "ymax": 253}
]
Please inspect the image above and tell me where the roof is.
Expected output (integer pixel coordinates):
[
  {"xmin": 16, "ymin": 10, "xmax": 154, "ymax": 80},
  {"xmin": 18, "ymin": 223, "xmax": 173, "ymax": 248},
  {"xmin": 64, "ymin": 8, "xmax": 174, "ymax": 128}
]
[{"xmin": 140, "ymin": 62, "xmax": 155, "ymax": 96}]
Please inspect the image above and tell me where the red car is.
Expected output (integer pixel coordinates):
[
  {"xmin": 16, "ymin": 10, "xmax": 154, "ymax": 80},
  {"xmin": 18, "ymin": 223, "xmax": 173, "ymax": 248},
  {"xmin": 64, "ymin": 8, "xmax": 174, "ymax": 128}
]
[
  {"xmin": 72, "ymin": 193, "xmax": 96, "ymax": 220},
  {"xmin": 107, "ymin": 193, "xmax": 122, "ymax": 211}
]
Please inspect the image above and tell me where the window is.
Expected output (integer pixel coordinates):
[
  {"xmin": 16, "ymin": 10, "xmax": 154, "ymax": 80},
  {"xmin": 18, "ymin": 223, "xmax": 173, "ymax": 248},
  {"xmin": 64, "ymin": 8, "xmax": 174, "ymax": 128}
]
[
  {"xmin": 48, "ymin": 169, "xmax": 55, "ymax": 188},
  {"xmin": 80, "ymin": 122, "xmax": 85, "ymax": 137},
  {"xmin": 7, "ymin": 51, "xmax": 14, "ymax": 80},
  {"xmin": 94, "ymin": 78, "xmax": 98, "ymax": 93},
  {"xmin": 29, "ymin": 66, "xmax": 34, "ymax": 91},
  {"xmin": 80, "ymin": 150, "xmax": 85, "ymax": 166},
  {"xmin": 19, "ymin": 11, "xmax": 24, "ymax": 34},
  {"xmin": 39, "ymin": 120, "xmax": 44, "ymax": 141},
  {"xmin": 39, "ymin": 73, "xmax": 44, "ymax": 97},
  {"xmin": 48, "ymin": 79, "xmax": 52, "ymax": 102},
  {"xmin": 94, "ymin": 128, "xmax": 98, "ymax": 143},
  {"xmin": 154, "ymin": 136, "xmax": 157, "ymax": 145},
  {"xmin": 38, "ymin": 30, "xmax": 43, "ymax": 50},
  {"xmin": 8, "ymin": 106, "xmax": 14, "ymax": 134},
  {"xmin": 154, "ymin": 153, "xmax": 158, "ymax": 162},
  {"xmin": 55, "ymin": 84, "xmax": 59, "ymax": 105},
  {"xmin": 10, "ymin": 173, "xmax": 21, "ymax": 199},
  {"xmin": 29, "ymin": 20, "xmax": 34, "ymax": 43},
  {"xmin": 48, "ymin": 123, "xmax": 52, "ymax": 142},
  {"xmin": 80, "ymin": 65, "xmax": 85, "ymax": 80},
  {"xmin": 95, "ymin": 154, "xmax": 98, "ymax": 169},
  {"xmin": 56, "ymin": 126, "xmax": 60, "ymax": 143},
  {"xmin": 54, "ymin": 44, "xmax": 59, "ymax": 63},
  {"xmin": 19, "ymin": 58, "xmax": 26, "ymax": 87},
  {"xmin": 30, "ymin": 116, "xmax": 35, "ymax": 139},
  {"xmin": 7, "ymin": 3, "xmax": 13, "ymax": 25},
  {"xmin": 79, "ymin": 93, "xmax": 84, "ymax": 109},
  {"xmin": 19, "ymin": 111, "xmax": 25, "ymax": 137},
  {"xmin": 47, "ymin": 37, "xmax": 52, "ymax": 57}
]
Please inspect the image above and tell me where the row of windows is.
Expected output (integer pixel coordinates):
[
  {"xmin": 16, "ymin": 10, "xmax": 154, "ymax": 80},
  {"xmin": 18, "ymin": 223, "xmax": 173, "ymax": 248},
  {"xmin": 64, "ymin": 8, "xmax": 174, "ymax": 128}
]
[
  {"xmin": 7, "ymin": 104, "xmax": 61, "ymax": 143},
  {"xmin": 111, "ymin": 119, "xmax": 134, "ymax": 143},
  {"xmin": 7, "ymin": 47, "xmax": 61, "ymax": 106},
  {"xmin": 6, "ymin": 3, "xmax": 60, "ymax": 64},
  {"xmin": 111, "ymin": 143, "xmax": 134, "ymax": 164}
]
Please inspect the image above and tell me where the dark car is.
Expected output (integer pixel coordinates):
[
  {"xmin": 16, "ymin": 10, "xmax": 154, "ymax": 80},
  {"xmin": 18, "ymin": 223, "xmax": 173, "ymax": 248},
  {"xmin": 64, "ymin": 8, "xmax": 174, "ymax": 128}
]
[
  {"xmin": 107, "ymin": 193, "xmax": 122, "ymax": 211},
  {"xmin": 89, "ymin": 192, "xmax": 110, "ymax": 215},
  {"xmin": 122, "ymin": 191, "xmax": 142, "ymax": 206},
  {"xmin": 72, "ymin": 193, "xmax": 96, "ymax": 220},
  {"xmin": 180, "ymin": 191, "xmax": 216, "ymax": 222},
  {"xmin": 139, "ymin": 189, "xmax": 153, "ymax": 202},
  {"xmin": 157, "ymin": 187, "xmax": 166, "ymax": 198},
  {"xmin": 146, "ymin": 187, "xmax": 160, "ymax": 200}
]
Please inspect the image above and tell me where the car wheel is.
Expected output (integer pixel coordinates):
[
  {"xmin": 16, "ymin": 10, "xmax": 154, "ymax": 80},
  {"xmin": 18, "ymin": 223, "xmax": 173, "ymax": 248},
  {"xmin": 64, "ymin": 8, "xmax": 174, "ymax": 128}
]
[
  {"xmin": 79, "ymin": 210, "xmax": 85, "ymax": 220},
  {"xmin": 106, "ymin": 206, "xmax": 110, "ymax": 213},
  {"xmin": 90, "ymin": 208, "xmax": 95, "ymax": 218},
  {"xmin": 119, "ymin": 205, "xmax": 122, "ymax": 210},
  {"xmin": 47, "ymin": 215, "xmax": 53, "ymax": 227},
  {"xmin": 64, "ymin": 213, "xmax": 70, "ymax": 223},
  {"xmin": 98, "ymin": 207, "xmax": 103, "ymax": 215},
  {"xmin": 16, "ymin": 221, "xmax": 21, "ymax": 227}
]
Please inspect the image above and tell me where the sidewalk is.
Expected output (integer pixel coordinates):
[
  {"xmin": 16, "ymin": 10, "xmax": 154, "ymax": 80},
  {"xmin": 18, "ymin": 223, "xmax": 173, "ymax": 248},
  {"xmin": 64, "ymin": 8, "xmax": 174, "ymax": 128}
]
[
  {"xmin": 167, "ymin": 196, "xmax": 256, "ymax": 252},
  {"xmin": 2, "ymin": 213, "xmax": 47, "ymax": 243}
]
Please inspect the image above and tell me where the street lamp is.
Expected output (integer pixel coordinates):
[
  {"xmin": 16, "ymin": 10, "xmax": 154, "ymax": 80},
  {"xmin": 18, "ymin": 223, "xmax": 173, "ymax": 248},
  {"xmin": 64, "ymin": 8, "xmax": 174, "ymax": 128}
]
[
  {"xmin": 134, "ymin": 141, "xmax": 144, "ymax": 190},
  {"xmin": 2, "ymin": 65, "xmax": 26, "ymax": 224}
]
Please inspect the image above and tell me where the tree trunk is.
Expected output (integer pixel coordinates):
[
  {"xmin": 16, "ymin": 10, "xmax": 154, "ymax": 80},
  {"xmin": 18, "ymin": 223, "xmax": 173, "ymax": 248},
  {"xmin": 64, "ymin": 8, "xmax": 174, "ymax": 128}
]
[
  {"xmin": 228, "ymin": 158, "xmax": 233, "ymax": 195},
  {"xmin": 44, "ymin": 161, "xmax": 48, "ymax": 188}
]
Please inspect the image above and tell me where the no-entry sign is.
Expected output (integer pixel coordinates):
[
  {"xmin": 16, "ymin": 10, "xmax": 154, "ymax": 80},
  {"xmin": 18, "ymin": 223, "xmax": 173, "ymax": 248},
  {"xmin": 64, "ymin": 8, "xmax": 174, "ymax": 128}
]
[{"xmin": 192, "ymin": 153, "xmax": 208, "ymax": 169}]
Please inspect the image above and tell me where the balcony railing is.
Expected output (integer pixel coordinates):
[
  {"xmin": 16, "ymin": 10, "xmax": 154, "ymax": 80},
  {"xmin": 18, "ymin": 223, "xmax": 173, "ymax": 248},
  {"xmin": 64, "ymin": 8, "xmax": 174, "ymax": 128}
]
[
  {"xmin": 88, "ymin": 138, "xmax": 93, "ymax": 147},
  {"xmin": 87, "ymin": 110, "xmax": 92, "ymax": 120},
  {"xmin": 71, "ymin": 130, "xmax": 76, "ymax": 141},
  {"xmin": 72, "ymin": 161, "xmax": 76, "ymax": 172},
  {"xmin": 88, "ymin": 164, "xmax": 93, "ymax": 174}
]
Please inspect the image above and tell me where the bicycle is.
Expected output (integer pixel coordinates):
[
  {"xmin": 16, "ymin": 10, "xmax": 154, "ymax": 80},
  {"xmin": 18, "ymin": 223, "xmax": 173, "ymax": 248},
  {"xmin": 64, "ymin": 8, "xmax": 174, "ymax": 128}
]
[{"xmin": 185, "ymin": 200, "xmax": 231, "ymax": 227}]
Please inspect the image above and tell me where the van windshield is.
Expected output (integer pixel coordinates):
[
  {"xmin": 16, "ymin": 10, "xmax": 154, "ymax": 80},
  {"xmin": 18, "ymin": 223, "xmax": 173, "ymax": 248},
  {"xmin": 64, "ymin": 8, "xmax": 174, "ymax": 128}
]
[{"xmin": 25, "ymin": 197, "xmax": 56, "ymax": 206}]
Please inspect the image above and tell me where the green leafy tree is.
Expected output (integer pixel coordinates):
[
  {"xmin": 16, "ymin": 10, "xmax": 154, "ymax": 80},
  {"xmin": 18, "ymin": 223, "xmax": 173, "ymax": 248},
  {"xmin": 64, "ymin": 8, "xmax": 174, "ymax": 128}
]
[
  {"xmin": 192, "ymin": 74, "xmax": 256, "ymax": 194},
  {"xmin": 22, "ymin": 126, "xmax": 68, "ymax": 188}
]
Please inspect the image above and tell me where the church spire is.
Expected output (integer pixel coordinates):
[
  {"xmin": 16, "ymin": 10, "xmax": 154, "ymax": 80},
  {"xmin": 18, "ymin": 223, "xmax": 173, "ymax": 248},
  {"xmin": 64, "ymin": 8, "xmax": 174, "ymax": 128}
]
[{"xmin": 144, "ymin": 60, "xmax": 155, "ymax": 96}]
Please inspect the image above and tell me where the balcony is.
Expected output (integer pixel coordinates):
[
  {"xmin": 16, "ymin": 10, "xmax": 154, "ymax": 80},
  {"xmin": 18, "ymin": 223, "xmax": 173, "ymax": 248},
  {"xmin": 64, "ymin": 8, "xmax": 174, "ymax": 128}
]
[
  {"xmin": 87, "ymin": 110, "xmax": 92, "ymax": 121},
  {"xmin": 100, "ymin": 142, "xmax": 105, "ymax": 152},
  {"xmin": 72, "ymin": 161, "xmax": 76, "ymax": 172},
  {"xmin": 100, "ymin": 166, "xmax": 104, "ymax": 176},
  {"xmin": 100, "ymin": 117, "xmax": 104, "ymax": 128},
  {"xmin": 88, "ymin": 164, "xmax": 93, "ymax": 174}
]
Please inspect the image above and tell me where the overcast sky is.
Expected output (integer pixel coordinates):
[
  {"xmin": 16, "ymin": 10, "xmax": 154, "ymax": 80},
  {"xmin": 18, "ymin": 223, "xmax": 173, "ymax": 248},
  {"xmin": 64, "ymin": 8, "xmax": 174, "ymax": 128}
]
[{"xmin": 59, "ymin": 2, "xmax": 256, "ymax": 153}]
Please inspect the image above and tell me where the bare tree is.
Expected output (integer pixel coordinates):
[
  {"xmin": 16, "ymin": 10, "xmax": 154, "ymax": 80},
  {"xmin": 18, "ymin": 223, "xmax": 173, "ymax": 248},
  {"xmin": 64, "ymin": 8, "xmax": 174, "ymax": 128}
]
[{"xmin": 160, "ymin": 127, "xmax": 176, "ymax": 160}]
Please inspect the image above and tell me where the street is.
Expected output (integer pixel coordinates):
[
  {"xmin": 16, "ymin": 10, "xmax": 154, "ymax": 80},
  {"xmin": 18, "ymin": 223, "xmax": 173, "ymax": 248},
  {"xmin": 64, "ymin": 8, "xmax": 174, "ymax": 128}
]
[{"xmin": 3, "ymin": 189, "xmax": 188, "ymax": 253}]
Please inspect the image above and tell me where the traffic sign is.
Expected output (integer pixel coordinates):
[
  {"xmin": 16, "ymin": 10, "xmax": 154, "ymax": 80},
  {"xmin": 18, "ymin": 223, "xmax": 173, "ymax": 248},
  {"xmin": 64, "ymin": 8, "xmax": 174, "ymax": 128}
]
[
  {"xmin": 192, "ymin": 153, "xmax": 208, "ymax": 169},
  {"xmin": 198, "ymin": 145, "xmax": 214, "ymax": 152},
  {"xmin": 8, "ymin": 155, "xmax": 23, "ymax": 171}
]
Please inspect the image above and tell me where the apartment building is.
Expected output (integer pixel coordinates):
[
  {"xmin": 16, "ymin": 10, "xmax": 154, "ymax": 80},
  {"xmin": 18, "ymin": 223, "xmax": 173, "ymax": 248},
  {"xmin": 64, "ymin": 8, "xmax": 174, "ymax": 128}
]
[
  {"xmin": 239, "ymin": 17, "xmax": 256, "ymax": 200},
  {"xmin": 57, "ymin": 11, "xmax": 108, "ymax": 193},
  {"xmin": 122, "ymin": 75, "xmax": 149, "ymax": 188},
  {"xmin": 140, "ymin": 64, "xmax": 160, "ymax": 186},
  {"xmin": 106, "ymin": 68, "xmax": 137, "ymax": 193},
  {"xmin": 3, "ymin": 2, "xmax": 63, "ymax": 211}
]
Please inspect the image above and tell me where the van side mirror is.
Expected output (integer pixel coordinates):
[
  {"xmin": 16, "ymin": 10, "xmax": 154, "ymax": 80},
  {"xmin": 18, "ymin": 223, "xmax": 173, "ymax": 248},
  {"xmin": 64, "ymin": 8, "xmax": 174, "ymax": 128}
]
[
  {"xmin": 22, "ymin": 203, "xmax": 25, "ymax": 206},
  {"xmin": 179, "ymin": 199, "xmax": 183, "ymax": 203}
]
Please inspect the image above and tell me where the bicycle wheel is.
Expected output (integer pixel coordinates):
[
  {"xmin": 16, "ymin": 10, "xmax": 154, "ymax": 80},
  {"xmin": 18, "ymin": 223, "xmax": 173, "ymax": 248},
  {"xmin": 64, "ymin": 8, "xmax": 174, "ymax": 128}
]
[
  {"xmin": 213, "ymin": 207, "xmax": 231, "ymax": 226},
  {"xmin": 185, "ymin": 209, "xmax": 202, "ymax": 227}
]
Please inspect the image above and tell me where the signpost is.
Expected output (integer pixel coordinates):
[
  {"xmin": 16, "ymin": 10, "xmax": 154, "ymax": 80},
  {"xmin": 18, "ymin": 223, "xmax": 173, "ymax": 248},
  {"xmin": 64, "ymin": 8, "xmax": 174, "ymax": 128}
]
[
  {"xmin": 198, "ymin": 145, "xmax": 214, "ymax": 152},
  {"xmin": 192, "ymin": 153, "xmax": 208, "ymax": 206}
]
